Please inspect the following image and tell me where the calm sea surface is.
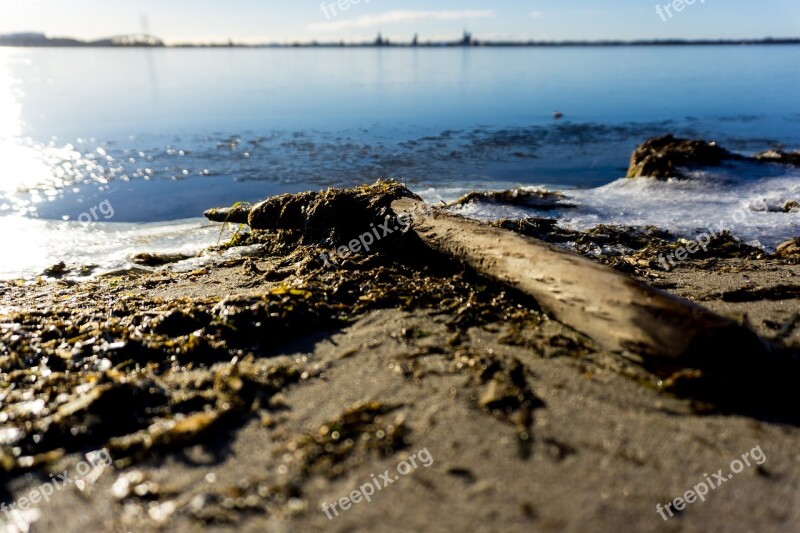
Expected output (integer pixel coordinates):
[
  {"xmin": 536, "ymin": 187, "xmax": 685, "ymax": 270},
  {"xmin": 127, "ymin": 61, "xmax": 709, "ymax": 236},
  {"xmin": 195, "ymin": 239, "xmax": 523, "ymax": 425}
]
[{"xmin": 0, "ymin": 46, "xmax": 798, "ymax": 276}]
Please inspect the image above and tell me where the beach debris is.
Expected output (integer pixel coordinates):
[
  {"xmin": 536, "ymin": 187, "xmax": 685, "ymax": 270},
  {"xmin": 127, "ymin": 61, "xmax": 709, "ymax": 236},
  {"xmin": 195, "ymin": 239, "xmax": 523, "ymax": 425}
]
[
  {"xmin": 0, "ymin": 218, "xmax": 544, "ymax": 474},
  {"xmin": 491, "ymin": 218, "xmax": 768, "ymax": 275},
  {"xmin": 496, "ymin": 218, "xmax": 670, "ymax": 250},
  {"xmin": 666, "ymin": 232, "xmax": 764, "ymax": 262},
  {"xmin": 391, "ymin": 197, "xmax": 800, "ymax": 415},
  {"xmin": 448, "ymin": 188, "xmax": 576, "ymax": 211},
  {"xmin": 393, "ymin": 197, "xmax": 766, "ymax": 367},
  {"xmin": 131, "ymin": 252, "xmax": 196, "ymax": 267}
]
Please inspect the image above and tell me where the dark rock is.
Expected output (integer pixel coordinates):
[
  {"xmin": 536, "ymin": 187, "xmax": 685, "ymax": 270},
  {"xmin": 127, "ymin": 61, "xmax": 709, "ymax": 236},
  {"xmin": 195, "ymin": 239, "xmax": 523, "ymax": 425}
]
[
  {"xmin": 43, "ymin": 262, "xmax": 69, "ymax": 277},
  {"xmin": 627, "ymin": 134, "xmax": 740, "ymax": 180},
  {"xmin": 628, "ymin": 136, "xmax": 800, "ymax": 180}
]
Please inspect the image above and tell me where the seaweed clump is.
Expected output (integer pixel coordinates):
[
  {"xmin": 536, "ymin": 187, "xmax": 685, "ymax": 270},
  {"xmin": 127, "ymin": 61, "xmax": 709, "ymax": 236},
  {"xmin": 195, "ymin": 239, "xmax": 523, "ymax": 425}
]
[
  {"xmin": 452, "ymin": 351, "xmax": 544, "ymax": 460},
  {"xmin": 281, "ymin": 402, "xmax": 409, "ymax": 479},
  {"xmin": 493, "ymin": 217, "xmax": 765, "ymax": 277},
  {"xmin": 0, "ymin": 204, "xmax": 543, "ymax": 475},
  {"xmin": 449, "ymin": 188, "xmax": 576, "ymax": 211},
  {"xmin": 108, "ymin": 402, "xmax": 412, "ymax": 528},
  {"xmin": 627, "ymin": 134, "xmax": 741, "ymax": 179},
  {"xmin": 205, "ymin": 180, "xmax": 420, "ymax": 251},
  {"xmin": 0, "ymin": 285, "xmax": 333, "ymax": 472}
]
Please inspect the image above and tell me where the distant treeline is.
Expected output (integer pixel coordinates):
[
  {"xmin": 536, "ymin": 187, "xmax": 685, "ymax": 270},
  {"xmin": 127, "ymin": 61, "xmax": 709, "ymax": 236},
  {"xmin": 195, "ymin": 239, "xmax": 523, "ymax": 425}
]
[
  {"xmin": 263, "ymin": 37, "xmax": 800, "ymax": 48},
  {"xmin": 1, "ymin": 32, "xmax": 798, "ymax": 48},
  {"xmin": 0, "ymin": 33, "xmax": 164, "ymax": 47}
]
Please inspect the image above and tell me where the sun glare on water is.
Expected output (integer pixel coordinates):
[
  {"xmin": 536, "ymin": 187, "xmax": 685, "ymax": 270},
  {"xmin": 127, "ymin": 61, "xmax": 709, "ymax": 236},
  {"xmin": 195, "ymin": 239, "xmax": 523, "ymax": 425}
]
[
  {"xmin": 0, "ymin": 50, "xmax": 78, "ymax": 276},
  {"xmin": 0, "ymin": 49, "xmax": 58, "ymax": 196}
]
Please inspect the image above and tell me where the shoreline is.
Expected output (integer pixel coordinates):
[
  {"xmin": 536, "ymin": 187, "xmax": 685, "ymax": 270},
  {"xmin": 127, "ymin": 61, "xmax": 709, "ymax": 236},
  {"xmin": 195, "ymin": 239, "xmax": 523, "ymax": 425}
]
[
  {"xmin": 1, "ymin": 139, "xmax": 799, "ymax": 531},
  {"xmin": 3, "ymin": 39, "xmax": 800, "ymax": 49}
]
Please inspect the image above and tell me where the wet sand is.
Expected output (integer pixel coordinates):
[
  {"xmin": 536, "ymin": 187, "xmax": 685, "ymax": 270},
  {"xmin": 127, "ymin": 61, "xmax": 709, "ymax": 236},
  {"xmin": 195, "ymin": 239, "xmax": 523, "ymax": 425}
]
[{"xmin": 1, "ymin": 184, "xmax": 799, "ymax": 532}]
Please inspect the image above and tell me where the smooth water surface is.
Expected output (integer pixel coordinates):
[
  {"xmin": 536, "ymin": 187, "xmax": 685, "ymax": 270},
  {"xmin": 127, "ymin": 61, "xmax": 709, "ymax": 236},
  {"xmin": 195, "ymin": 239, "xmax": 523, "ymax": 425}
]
[{"xmin": 0, "ymin": 46, "xmax": 798, "ymax": 276}]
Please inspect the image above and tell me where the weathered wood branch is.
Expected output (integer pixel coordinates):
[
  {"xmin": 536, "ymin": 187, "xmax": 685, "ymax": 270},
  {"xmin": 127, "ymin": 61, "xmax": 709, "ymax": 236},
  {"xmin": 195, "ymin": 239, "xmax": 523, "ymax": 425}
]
[{"xmin": 392, "ymin": 198, "xmax": 766, "ymax": 365}]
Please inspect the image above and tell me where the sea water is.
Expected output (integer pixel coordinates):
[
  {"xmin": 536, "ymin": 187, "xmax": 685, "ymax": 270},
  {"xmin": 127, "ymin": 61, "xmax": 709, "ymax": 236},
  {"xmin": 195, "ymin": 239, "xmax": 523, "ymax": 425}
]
[{"xmin": 1, "ymin": 46, "xmax": 798, "ymax": 277}]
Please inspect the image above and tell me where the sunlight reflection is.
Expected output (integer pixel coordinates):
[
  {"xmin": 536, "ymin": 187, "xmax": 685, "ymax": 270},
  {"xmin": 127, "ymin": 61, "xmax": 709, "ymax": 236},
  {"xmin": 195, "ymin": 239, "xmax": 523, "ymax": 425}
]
[
  {"xmin": 0, "ymin": 50, "xmax": 54, "ymax": 195},
  {"xmin": 0, "ymin": 50, "xmax": 22, "ymax": 139},
  {"xmin": 0, "ymin": 216, "xmax": 225, "ymax": 279},
  {"xmin": 0, "ymin": 51, "xmax": 105, "ymax": 211},
  {"xmin": 0, "ymin": 216, "xmax": 52, "ymax": 274}
]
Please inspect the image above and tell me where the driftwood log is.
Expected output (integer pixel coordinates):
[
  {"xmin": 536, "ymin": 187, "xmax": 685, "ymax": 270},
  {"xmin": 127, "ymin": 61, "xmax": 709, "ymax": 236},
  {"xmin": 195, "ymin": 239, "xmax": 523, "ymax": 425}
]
[{"xmin": 391, "ymin": 198, "xmax": 766, "ymax": 366}]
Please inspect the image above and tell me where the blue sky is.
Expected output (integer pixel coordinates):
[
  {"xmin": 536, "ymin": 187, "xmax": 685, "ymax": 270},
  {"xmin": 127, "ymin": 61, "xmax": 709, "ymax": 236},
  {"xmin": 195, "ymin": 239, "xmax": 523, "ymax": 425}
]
[{"xmin": 1, "ymin": 0, "xmax": 798, "ymax": 43}]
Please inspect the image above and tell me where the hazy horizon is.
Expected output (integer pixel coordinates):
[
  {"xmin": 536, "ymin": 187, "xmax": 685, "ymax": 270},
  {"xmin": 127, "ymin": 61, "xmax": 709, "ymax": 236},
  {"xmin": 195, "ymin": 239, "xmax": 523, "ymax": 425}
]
[{"xmin": 1, "ymin": 0, "xmax": 799, "ymax": 45}]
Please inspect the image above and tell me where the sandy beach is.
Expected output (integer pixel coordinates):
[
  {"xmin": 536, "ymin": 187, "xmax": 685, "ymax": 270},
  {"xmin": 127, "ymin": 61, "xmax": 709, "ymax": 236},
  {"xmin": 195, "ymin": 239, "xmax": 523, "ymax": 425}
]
[
  {"xmin": 1, "ymin": 2, "xmax": 800, "ymax": 528},
  {"xmin": 1, "ymin": 170, "xmax": 799, "ymax": 532}
]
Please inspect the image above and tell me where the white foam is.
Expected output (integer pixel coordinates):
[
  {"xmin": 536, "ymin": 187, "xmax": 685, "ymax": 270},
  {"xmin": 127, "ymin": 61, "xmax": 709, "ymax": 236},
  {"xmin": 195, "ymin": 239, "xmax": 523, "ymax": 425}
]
[
  {"xmin": 0, "ymin": 216, "xmax": 233, "ymax": 279},
  {"xmin": 3, "ymin": 166, "xmax": 797, "ymax": 279},
  {"xmin": 446, "ymin": 165, "xmax": 800, "ymax": 251}
]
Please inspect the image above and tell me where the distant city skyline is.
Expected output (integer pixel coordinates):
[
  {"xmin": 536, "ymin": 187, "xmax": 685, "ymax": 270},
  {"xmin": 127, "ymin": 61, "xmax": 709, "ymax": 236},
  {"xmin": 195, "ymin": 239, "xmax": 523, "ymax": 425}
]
[{"xmin": 1, "ymin": 0, "xmax": 798, "ymax": 45}]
